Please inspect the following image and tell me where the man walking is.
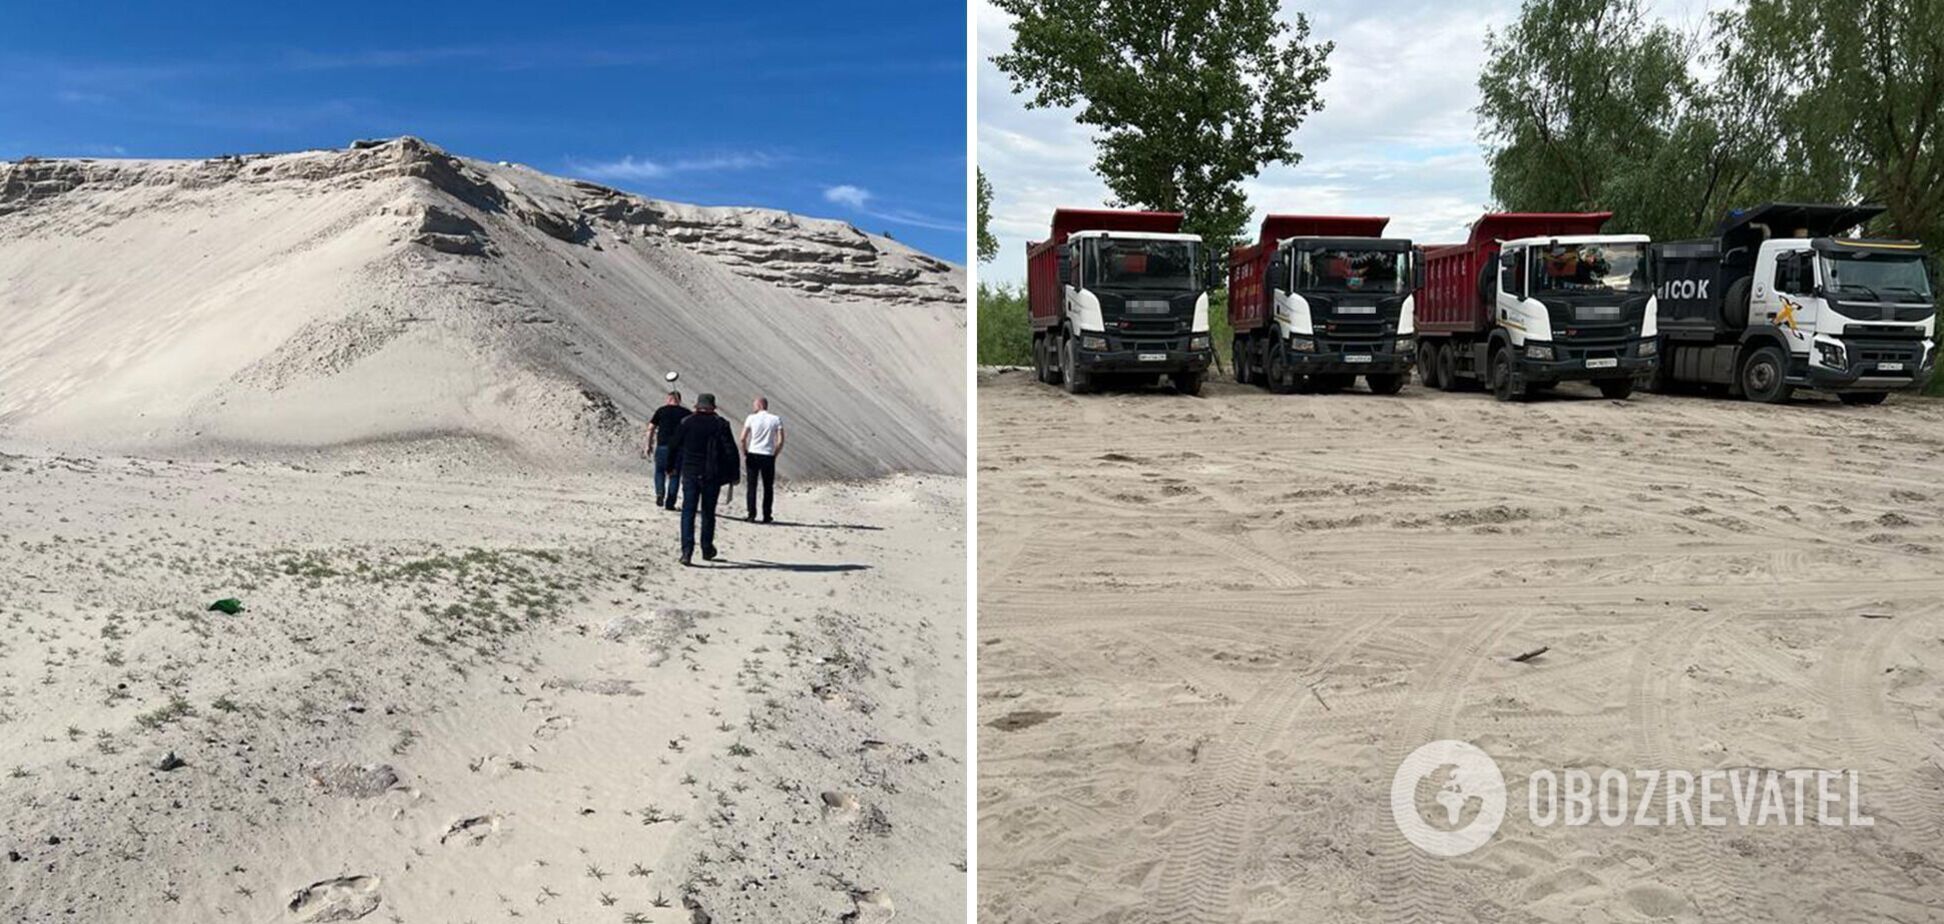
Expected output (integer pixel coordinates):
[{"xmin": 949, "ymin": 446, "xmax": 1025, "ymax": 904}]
[
  {"xmin": 664, "ymin": 393, "xmax": 739, "ymax": 566},
  {"xmin": 740, "ymin": 396, "xmax": 785, "ymax": 523},
  {"xmin": 646, "ymin": 390, "xmax": 690, "ymax": 510}
]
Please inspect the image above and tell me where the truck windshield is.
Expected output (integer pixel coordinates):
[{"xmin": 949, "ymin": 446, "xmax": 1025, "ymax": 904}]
[
  {"xmin": 1295, "ymin": 248, "xmax": 1408, "ymax": 294},
  {"xmin": 1091, "ymin": 239, "xmax": 1199, "ymax": 290},
  {"xmin": 1529, "ymin": 243, "xmax": 1650, "ymax": 296},
  {"xmin": 1822, "ymin": 251, "xmax": 1933, "ymax": 301}
]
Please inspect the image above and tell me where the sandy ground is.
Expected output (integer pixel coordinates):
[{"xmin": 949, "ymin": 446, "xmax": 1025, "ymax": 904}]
[
  {"xmin": 976, "ymin": 368, "xmax": 1944, "ymax": 923},
  {"xmin": 0, "ymin": 446, "xmax": 964, "ymax": 923}
]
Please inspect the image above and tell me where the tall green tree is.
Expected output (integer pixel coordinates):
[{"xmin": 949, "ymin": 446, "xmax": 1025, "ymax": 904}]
[
  {"xmin": 1476, "ymin": 0, "xmax": 1725, "ymax": 240},
  {"xmin": 1717, "ymin": 0, "xmax": 1944, "ymax": 246},
  {"xmin": 977, "ymin": 168, "xmax": 999, "ymax": 263},
  {"xmin": 990, "ymin": 0, "xmax": 1332, "ymax": 252}
]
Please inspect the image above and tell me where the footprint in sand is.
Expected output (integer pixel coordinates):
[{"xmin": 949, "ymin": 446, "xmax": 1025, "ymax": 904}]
[
  {"xmin": 1624, "ymin": 882, "xmax": 1690, "ymax": 918},
  {"xmin": 534, "ymin": 715, "xmax": 574, "ymax": 740},
  {"xmin": 439, "ymin": 814, "xmax": 502, "ymax": 846},
  {"xmin": 287, "ymin": 875, "xmax": 381, "ymax": 922},
  {"xmin": 841, "ymin": 889, "xmax": 895, "ymax": 923},
  {"xmin": 820, "ymin": 791, "xmax": 861, "ymax": 822},
  {"xmin": 306, "ymin": 762, "xmax": 401, "ymax": 799}
]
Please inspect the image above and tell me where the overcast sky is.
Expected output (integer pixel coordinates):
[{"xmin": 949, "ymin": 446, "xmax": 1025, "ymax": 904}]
[{"xmin": 977, "ymin": 0, "xmax": 1721, "ymax": 284}]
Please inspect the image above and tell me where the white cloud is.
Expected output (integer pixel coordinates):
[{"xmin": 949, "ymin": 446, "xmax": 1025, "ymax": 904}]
[
  {"xmin": 976, "ymin": 0, "xmax": 1713, "ymax": 284},
  {"xmin": 824, "ymin": 184, "xmax": 872, "ymax": 208},
  {"xmin": 823, "ymin": 184, "xmax": 963, "ymax": 233},
  {"xmin": 566, "ymin": 152, "xmax": 775, "ymax": 182}
]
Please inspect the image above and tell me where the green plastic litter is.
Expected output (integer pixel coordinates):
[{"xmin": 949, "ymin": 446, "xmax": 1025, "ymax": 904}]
[{"xmin": 208, "ymin": 598, "xmax": 245, "ymax": 615}]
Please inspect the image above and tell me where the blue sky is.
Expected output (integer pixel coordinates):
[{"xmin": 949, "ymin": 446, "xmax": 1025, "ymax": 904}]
[{"xmin": 0, "ymin": 0, "xmax": 968, "ymax": 260}]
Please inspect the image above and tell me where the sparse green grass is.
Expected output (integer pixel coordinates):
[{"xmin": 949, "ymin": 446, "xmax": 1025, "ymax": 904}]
[{"xmin": 135, "ymin": 694, "xmax": 196, "ymax": 730}]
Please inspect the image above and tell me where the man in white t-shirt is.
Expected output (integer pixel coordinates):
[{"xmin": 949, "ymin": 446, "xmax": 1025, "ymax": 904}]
[{"xmin": 740, "ymin": 396, "xmax": 785, "ymax": 523}]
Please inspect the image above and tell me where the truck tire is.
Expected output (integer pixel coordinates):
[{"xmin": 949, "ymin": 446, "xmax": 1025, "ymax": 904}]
[
  {"xmin": 1366, "ymin": 373, "xmax": 1405, "ymax": 395},
  {"xmin": 1489, "ymin": 348, "xmax": 1527, "ymax": 402},
  {"xmin": 1647, "ymin": 341, "xmax": 1673, "ymax": 393},
  {"xmin": 1267, "ymin": 342, "xmax": 1296, "ymax": 394},
  {"xmin": 1252, "ymin": 338, "xmax": 1272, "ymax": 387},
  {"xmin": 1597, "ymin": 378, "xmax": 1635, "ymax": 400},
  {"xmin": 1060, "ymin": 334, "xmax": 1090, "ymax": 394},
  {"xmin": 1724, "ymin": 277, "xmax": 1752, "ymax": 330},
  {"xmin": 1232, "ymin": 336, "xmax": 1248, "ymax": 383},
  {"xmin": 1172, "ymin": 370, "xmax": 1204, "ymax": 396},
  {"xmin": 1032, "ymin": 334, "xmax": 1050, "ymax": 384},
  {"xmin": 1418, "ymin": 342, "xmax": 1442, "ymax": 389},
  {"xmin": 1739, "ymin": 345, "xmax": 1793, "ymax": 404},
  {"xmin": 1437, "ymin": 343, "xmax": 1460, "ymax": 391},
  {"xmin": 1838, "ymin": 391, "xmax": 1888, "ymax": 406}
]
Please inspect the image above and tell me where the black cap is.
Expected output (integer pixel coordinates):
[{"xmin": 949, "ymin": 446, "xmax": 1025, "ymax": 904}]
[{"xmin": 696, "ymin": 393, "xmax": 717, "ymax": 409}]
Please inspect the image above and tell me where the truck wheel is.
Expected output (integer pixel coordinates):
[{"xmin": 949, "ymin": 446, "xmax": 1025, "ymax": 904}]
[
  {"xmin": 1032, "ymin": 335, "xmax": 1049, "ymax": 384},
  {"xmin": 1597, "ymin": 378, "xmax": 1635, "ymax": 400},
  {"xmin": 1267, "ymin": 343, "xmax": 1295, "ymax": 394},
  {"xmin": 1839, "ymin": 391, "xmax": 1888, "ymax": 406},
  {"xmin": 1489, "ymin": 349, "xmax": 1525, "ymax": 402},
  {"xmin": 1252, "ymin": 338, "xmax": 1272, "ymax": 387},
  {"xmin": 1724, "ymin": 277, "xmax": 1752, "ymax": 329},
  {"xmin": 1437, "ymin": 344, "xmax": 1460, "ymax": 391},
  {"xmin": 1172, "ymin": 370, "xmax": 1204, "ymax": 396},
  {"xmin": 1418, "ymin": 342, "xmax": 1442, "ymax": 389},
  {"xmin": 1060, "ymin": 334, "xmax": 1090, "ymax": 394},
  {"xmin": 1232, "ymin": 336, "xmax": 1248, "ymax": 384},
  {"xmin": 1366, "ymin": 373, "xmax": 1405, "ymax": 395},
  {"xmin": 1043, "ymin": 333, "xmax": 1064, "ymax": 386},
  {"xmin": 1739, "ymin": 345, "xmax": 1793, "ymax": 404}
]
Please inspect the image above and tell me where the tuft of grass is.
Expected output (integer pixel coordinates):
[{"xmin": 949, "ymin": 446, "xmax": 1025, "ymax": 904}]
[{"xmin": 135, "ymin": 695, "xmax": 196, "ymax": 731}]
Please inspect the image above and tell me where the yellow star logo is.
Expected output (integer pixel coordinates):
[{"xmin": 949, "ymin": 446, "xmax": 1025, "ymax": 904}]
[{"xmin": 1775, "ymin": 297, "xmax": 1799, "ymax": 333}]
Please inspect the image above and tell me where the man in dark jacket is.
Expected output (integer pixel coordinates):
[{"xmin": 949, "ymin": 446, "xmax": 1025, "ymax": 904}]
[{"xmin": 663, "ymin": 392, "xmax": 739, "ymax": 565}]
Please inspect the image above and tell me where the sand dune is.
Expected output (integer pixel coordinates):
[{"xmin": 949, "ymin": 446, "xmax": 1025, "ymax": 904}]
[
  {"xmin": 977, "ymin": 369, "xmax": 1944, "ymax": 923},
  {"xmin": 0, "ymin": 138, "xmax": 964, "ymax": 478}
]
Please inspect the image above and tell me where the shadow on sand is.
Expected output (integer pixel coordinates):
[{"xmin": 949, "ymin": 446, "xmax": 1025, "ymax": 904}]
[{"xmin": 702, "ymin": 559, "xmax": 872, "ymax": 573}]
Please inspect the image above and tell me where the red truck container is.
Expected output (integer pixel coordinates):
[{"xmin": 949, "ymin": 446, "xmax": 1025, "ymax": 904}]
[
  {"xmin": 1026, "ymin": 208, "xmax": 1185, "ymax": 332},
  {"xmin": 1415, "ymin": 212, "xmax": 1613, "ymax": 334},
  {"xmin": 1228, "ymin": 214, "xmax": 1391, "ymax": 333}
]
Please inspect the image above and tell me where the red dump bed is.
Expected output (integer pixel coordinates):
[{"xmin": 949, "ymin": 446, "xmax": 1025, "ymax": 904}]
[
  {"xmin": 1415, "ymin": 212, "xmax": 1612, "ymax": 335},
  {"xmin": 1026, "ymin": 208, "xmax": 1184, "ymax": 332},
  {"xmin": 1227, "ymin": 215, "xmax": 1391, "ymax": 333}
]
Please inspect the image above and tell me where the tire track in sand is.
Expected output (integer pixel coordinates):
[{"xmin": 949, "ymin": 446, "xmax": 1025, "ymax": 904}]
[{"xmin": 1133, "ymin": 613, "xmax": 1396, "ymax": 924}]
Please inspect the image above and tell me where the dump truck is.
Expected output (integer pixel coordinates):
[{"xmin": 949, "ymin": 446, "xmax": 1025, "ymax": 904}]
[
  {"xmin": 1415, "ymin": 212, "xmax": 1658, "ymax": 400},
  {"xmin": 1227, "ymin": 214, "xmax": 1421, "ymax": 394},
  {"xmin": 1649, "ymin": 202, "xmax": 1937, "ymax": 405},
  {"xmin": 1026, "ymin": 208, "xmax": 1214, "ymax": 395}
]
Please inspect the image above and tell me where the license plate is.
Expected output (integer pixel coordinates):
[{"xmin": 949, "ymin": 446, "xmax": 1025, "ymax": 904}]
[
  {"xmin": 1138, "ymin": 352, "xmax": 1167, "ymax": 362},
  {"xmin": 1586, "ymin": 357, "xmax": 1618, "ymax": 369},
  {"xmin": 1345, "ymin": 354, "xmax": 1372, "ymax": 364},
  {"xmin": 1338, "ymin": 305, "xmax": 1376, "ymax": 315},
  {"xmin": 1879, "ymin": 362, "xmax": 1905, "ymax": 371}
]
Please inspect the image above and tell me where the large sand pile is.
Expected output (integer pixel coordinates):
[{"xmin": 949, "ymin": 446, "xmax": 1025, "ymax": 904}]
[{"xmin": 0, "ymin": 137, "xmax": 964, "ymax": 477}]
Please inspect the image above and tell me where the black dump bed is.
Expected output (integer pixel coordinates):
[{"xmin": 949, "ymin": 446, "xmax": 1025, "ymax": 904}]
[{"xmin": 1652, "ymin": 202, "xmax": 1886, "ymax": 336}]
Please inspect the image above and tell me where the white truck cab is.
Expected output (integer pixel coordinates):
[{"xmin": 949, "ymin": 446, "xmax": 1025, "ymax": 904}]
[{"xmin": 1745, "ymin": 237, "xmax": 1935, "ymax": 392}]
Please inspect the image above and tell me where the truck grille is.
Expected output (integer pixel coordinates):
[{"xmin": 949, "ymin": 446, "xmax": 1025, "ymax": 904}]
[{"xmin": 1851, "ymin": 340, "xmax": 1924, "ymax": 364}]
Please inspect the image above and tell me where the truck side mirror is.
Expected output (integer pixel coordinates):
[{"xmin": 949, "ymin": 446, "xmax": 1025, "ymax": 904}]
[
  {"xmin": 1056, "ymin": 244, "xmax": 1073, "ymax": 287},
  {"xmin": 1268, "ymin": 255, "xmax": 1285, "ymax": 291},
  {"xmin": 1412, "ymin": 248, "xmax": 1426, "ymax": 290}
]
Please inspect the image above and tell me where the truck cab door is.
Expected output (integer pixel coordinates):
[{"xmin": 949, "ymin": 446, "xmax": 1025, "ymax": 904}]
[
  {"xmin": 1762, "ymin": 249, "xmax": 1817, "ymax": 337},
  {"xmin": 1497, "ymin": 247, "xmax": 1525, "ymax": 330}
]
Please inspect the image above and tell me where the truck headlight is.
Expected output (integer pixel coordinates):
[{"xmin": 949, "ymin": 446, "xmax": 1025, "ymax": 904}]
[
  {"xmin": 1189, "ymin": 335, "xmax": 1211, "ymax": 351},
  {"xmin": 1525, "ymin": 344, "xmax": 1554, "ymax": 361},
  {"xmin": 1291, "ymin": 336, "xmax": 1317, "ymax": 353},
  {"xmin": 1080, "ymin": 335, "xmax": 1108, "ymax": 352},
  {"xmin": 1638, "ymin": 339, "xmax": 1657, "ymax": 357},
  {"xmin": 1815, "ymin": 340, "xmax": 1845, "ymax": 368}
]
